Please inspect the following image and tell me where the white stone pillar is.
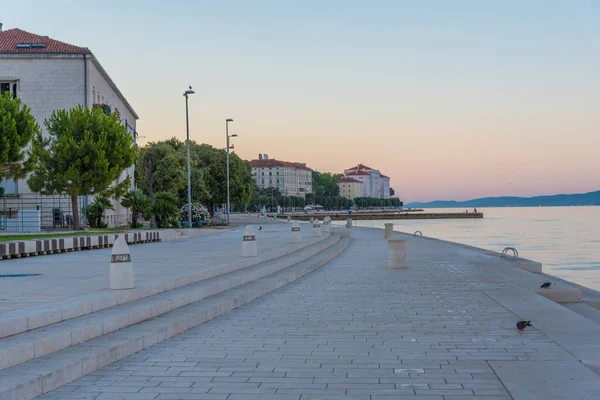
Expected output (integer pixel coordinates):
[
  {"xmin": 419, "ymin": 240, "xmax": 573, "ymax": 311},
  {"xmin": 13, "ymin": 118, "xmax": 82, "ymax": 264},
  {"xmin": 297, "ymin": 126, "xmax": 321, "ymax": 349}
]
[
  {"xmin": 313, "ymin": 221, "xmax": 322, "ymax": 237},
  {"xmin": 384, "ymin": 223, "xmax": 394, "ymax": 239},
  {"xmin": 110, "ymin": 236, "xmax": 134, "ymax": 289},
  {"xmin": 346, "ymin": 218, "xmax": 353, "ymax": 228},
  {"xmin": 291, "ymin": 221, "xmax": 302, "ymax": 243},
  {"xmin": 323, "ymin": 216, "xmax": 331, "ymax": 233},
  {"xmin": 387, "ymin": 238, "xmax": 406, "ymax": 269},
  {"xmin": 309, "ymin": 217, "xmax": 314, "ymax": 223},
  {"xmin": 242, "ymin": 226, "xmax": 258, "ymax": 257}
]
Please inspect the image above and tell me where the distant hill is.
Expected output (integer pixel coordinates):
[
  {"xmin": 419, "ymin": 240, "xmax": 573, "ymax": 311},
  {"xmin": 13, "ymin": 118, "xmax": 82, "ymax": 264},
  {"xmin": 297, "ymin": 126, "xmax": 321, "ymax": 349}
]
[{"xmin": 405, "ymin": 190, "xmax": 600, "ymax": 208}]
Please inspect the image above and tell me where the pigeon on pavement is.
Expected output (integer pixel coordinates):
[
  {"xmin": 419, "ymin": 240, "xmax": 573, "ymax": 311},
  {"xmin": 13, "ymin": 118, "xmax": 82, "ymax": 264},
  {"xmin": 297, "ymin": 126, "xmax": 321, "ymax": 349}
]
[
  {"xmin": 258, "ymin": 226, "xmax": 262, "ymax": 231},
  {"xmin": 517, "ymin": 321, "xmax": 532, "ymax": 331},
  {"xmin": 540, "ymin": 282, "xmax": 553, "ymax": 289}
]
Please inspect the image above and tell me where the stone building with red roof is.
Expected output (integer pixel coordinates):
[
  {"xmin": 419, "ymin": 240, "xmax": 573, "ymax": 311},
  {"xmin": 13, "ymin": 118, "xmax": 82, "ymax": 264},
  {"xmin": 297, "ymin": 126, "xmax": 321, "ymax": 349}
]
[
  {"xmin": 343, "ymin": 164, "xmax": 391, "ymax": 199},
  {"xmin": 249, "ymin": 154, "xmax": 313, "ymax": 198},
  {"xmin": 0, "ymin": 25, "xmax": 138, "ymax": 227}
]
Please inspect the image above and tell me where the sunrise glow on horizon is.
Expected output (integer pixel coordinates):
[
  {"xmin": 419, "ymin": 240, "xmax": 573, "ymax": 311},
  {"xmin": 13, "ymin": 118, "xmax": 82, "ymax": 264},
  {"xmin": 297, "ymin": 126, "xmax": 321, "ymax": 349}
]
[{"xmin": 2, "ymin": 0, "xmax": 599, "ymax": 202}]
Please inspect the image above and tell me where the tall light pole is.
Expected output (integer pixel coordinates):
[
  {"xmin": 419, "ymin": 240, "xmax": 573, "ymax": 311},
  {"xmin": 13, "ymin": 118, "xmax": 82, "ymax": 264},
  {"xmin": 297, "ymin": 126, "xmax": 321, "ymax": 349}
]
[
  {"xmin": 184, "ymin": 87, "xmax": 195, "ymax": 228},
  {"xmin": 225, "ymin": 118, "xmax": 236, "ymax": 225}
]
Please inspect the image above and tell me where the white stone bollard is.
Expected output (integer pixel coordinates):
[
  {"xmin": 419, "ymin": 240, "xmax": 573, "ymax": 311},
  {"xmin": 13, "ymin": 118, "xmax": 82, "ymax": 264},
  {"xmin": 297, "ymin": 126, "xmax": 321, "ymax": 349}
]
[
  {"xmin": 323, "ymin": 216, "xmax": 331, "ymax": 233},
  {"xmin": 309, "ymin": 217, "xmax": 314, "ymax": 223},
  {"xmin": 346, "ymin": 218, "xmax": 353, "ymax": 228},
  {"xmin": 110, "ymin": 236, "xmax": 134, "ymax": 290},
  {"xmin": 313, "ymin": 221, "xmax": 322, "ymax": 237},
  {"xmin": 291, "ymin": 221, "xmax": 302, "ymax": 243},
  {"xmin": 242, "ymin": 226, "xmax": 258, "ymax": 257},
  {"xmin": 387, "ymin": 238, "xmax": 407, "ymax": 269},
  {"xmin": 287, "ymin": 215, "xmax": 291, "ymax": 222},
  {"xmin": 384, "ymin": 223, "xmax": 394, "ymax": 239}
]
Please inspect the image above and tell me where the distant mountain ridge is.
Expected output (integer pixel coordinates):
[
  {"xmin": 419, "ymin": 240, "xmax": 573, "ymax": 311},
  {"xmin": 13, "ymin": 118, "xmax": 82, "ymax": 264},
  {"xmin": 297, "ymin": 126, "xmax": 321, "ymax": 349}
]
[{"xmin": 405, "ymin": 190, "xmax": 600, "ymax": 208}]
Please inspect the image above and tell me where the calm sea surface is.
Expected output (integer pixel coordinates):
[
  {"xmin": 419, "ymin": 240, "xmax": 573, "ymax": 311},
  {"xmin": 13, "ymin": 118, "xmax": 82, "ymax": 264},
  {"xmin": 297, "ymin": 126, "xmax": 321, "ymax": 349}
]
[{"xmin": 345, "ymin": 207, "xmax": 600, "ymax": 291}]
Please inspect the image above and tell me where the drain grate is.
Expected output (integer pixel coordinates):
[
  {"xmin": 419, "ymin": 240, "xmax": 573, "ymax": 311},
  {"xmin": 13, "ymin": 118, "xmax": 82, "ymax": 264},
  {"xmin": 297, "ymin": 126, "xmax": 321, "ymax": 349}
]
[{"xmin": 0, "ymin": 274, "xmax": 42, "ymax": 278}]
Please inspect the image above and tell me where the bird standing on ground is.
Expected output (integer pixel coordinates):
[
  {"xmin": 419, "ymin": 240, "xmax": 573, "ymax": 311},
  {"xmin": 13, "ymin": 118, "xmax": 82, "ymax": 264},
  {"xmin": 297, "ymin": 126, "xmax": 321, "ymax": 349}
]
[
  {"xmin": 258, "ymin": 226, "xmax": 262, "ymax": 231},
  {"xmin": 540, "ymin": 282, "xmax": 553, "ymax": 289},
  {"xmin": 517, "ymin": 321, "xmax": 532, "ymax": 331}
]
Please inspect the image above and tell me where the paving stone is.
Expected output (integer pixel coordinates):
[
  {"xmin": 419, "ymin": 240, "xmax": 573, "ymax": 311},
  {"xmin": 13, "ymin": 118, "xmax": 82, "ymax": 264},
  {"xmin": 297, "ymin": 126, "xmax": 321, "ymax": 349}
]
[{"xmin": 39, "ymin": 226, "xmax": 600, "ymax": 399}]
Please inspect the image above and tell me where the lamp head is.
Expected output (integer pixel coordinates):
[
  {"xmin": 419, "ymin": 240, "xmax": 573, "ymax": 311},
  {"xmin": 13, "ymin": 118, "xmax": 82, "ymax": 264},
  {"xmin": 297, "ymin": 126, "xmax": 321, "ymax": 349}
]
[
  {"xmin": 184, "ymin": 89, "xmax": 195, "ymax": 96},
  {"xmin": 226, "ymin": 118, "xmax": 234, "ymax": 122},
  {"xmin": 231, "ymin": 134, "xmax": 238, "ymax": 137}
]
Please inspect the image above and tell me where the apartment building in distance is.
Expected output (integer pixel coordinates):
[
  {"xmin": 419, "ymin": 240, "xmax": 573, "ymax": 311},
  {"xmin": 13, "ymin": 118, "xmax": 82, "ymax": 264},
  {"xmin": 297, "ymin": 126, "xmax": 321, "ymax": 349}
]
[
  {"xmin": 0, "ymin": 25, "xmax": 138, "ymax": 227},
  {"xmin": 343, "ymin": 164, "xmax": 391, "ymax": 199},
  {"xmin": 338, "ymin": 177, "xmax": 364, "ymax": 200},
  {"xmin": 249, "ymin": 154, "xmax": 312, "ymax": 198}
]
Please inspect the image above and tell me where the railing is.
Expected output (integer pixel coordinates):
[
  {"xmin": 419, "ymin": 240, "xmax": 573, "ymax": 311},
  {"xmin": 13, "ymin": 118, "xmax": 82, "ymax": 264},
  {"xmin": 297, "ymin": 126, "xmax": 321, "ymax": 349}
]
[{"xmin": 501, "ymin": 247, "xmax": 519, "ymax": 258}]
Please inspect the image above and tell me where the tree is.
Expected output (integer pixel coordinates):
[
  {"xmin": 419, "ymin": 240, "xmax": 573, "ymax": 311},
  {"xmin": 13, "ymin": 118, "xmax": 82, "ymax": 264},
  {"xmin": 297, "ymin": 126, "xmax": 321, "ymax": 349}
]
[
  {"xmin": 28, "ymin": 106, "xmax": 136, "ymax": 229},
  {"xmin": 153, "ymin": 191, "xmax": 179, "ymax": 228},
  {"xmin": 84, "ymin": 196, "xmax": 114, "ymax": 228},
  {"xmin": 121, "ymin": 188, "xmax": 149, "ymax": 228},
  {"xmin": 390, "ymin": 187, "xmax": 395, "ymax": 196},
  {"xmin": 0, "ymin": 92, "xmax": 38, "ymax": 184}
]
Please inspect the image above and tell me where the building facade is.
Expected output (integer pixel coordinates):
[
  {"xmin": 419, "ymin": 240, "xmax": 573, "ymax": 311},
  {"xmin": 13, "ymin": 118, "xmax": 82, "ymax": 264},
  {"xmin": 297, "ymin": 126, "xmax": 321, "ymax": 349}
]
[
  {"xmin": 338, "ymin": 177, "xmax": 363, "ymax": 200},
  {"xmin": 343, "ymin": 164, "xmax": 391, "ymax": 199},
  {"xmin": 250, "ymin": 155, "xmax": 312, "ymax": 198},
  {"xmin": 0, "ymin": 27, "xmax": 138, "ymax": 227}
]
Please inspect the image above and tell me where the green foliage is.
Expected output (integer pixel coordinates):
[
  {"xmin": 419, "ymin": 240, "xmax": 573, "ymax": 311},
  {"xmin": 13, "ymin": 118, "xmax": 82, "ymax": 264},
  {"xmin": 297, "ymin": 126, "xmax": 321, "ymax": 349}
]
[
  {"xmin": 0, "ymin": 92, "xmax": 39, "ymax": 182},
  {"xmin": 390, "ymin": 187, "xmax": 395, "ymax": 196},
  {"xmin": 312, "ymin": 172, "xmax": 340, "ymax": 197},
  {"xmin": 153, "ymin": 191, "xmax": 179, "ymax": 228},
  {"xmin": 28, "ymin": 106, "xmax": 136, "ymax": 229},
  {"xmin": 136, "ymin": 139, "xmax": 254, "ymax": 215},
  {"xmin": 84, "ymin": 196, "xmax": 114, "ymax": 228},
  {"xmin": 120, "ymin": 188, "xmax": 149, "ymax": 228},
  {"xmin": 354, "ymin": 197, "xmax": 403, "ymax": 208}
]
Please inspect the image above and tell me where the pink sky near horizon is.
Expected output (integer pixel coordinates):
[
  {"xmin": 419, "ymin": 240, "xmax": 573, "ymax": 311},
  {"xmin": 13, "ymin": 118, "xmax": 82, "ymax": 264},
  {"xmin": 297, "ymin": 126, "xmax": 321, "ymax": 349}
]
[{"xmin": 2, "ymin": 1, "xmax": 599, "ymax": 202}]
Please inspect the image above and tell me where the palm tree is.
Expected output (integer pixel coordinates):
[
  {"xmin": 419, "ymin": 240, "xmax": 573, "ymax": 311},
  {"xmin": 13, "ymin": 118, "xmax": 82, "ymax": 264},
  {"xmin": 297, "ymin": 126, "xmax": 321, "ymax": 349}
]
[
  {"xmin": 121, "ymin": 189, "xmax": 149, "ymax": 228},
  {"xmin": 153, "ymin": 192, "xmax": 179, "ymax": 228}
]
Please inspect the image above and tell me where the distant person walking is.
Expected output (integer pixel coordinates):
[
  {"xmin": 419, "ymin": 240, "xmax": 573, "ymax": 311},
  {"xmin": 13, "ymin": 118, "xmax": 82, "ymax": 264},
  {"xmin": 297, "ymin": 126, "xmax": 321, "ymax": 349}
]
[{"xmin": 474, "ymin": 207, "xmax": 477, "ymax": 213}]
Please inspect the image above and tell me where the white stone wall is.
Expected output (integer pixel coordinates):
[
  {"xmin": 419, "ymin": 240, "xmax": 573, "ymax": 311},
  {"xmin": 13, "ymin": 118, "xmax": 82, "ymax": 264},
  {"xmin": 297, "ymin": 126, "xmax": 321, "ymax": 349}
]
[
  {"xmin": 87, "ymin": 59, "xmax": 137, "ymax": 226},
  {"xmin": 0, "ymin": 55, "xmax": 85, "ymax": 194},
  {"xmin": 252, "ymin": 166, "xmax": 312, "ymax": 198}
]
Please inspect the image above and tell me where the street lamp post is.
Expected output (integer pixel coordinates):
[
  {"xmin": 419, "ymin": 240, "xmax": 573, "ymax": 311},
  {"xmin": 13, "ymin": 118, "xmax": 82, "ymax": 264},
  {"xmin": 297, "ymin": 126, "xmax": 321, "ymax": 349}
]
[
  {"xmin": 225, "ymin": 118, "xmax": 236, "ymax": 225},
  {"xmin": 183, "ymin": 87, "xmax": 195, "ymax": 228}
]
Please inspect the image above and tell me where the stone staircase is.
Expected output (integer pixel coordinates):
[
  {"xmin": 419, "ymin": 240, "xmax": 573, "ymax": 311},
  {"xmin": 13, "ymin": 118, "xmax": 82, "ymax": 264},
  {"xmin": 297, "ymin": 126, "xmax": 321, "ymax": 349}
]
[{"xmin": 0, "ymin": 231, "xmax": 349, "ymax": 400}]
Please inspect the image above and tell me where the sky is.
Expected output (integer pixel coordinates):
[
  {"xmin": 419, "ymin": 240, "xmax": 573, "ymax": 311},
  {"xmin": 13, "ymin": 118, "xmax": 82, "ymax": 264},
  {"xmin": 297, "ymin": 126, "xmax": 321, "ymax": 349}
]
[{"xmin": 1, "ymin": 0, "xmax": 599, "ymax": 202}]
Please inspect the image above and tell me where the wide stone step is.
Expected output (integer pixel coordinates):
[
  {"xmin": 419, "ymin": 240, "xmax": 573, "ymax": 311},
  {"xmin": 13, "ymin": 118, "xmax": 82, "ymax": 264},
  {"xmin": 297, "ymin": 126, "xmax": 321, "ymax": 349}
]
[
  {"xmin": 0, "ymin": 234, "xmax": 340, "ymax": 372},
  {"xmin": 0, "ymin": 237, "xmax": 349, "ymax": 400},
  {"xmin": 0, "ymin": 232, "xmax": 331, "ymax": 340}
]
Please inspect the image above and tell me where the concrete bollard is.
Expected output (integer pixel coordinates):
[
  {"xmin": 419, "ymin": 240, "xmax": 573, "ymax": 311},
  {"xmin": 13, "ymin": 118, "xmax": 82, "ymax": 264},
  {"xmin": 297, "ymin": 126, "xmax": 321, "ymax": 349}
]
[
  {"xmin": 387, "ymin": 238, "xmax": 407, "ymax": 269},
  {"xmin": 291, "ymin": 221, "xmax": 302, "ymax": 243},
  {"xmin": 346, "ymin": 218, "xmax": 353, "ymax": 228},
  {"xmin": 309, "ymin": 217, "xmax": 314, "ymax": 223},
  {"xmin": 287, "ymin": 215, "xmax": 291, "ymax": 222},
  {"xmin": 384, "ymin": 223, "xmax": 394, "ymax": 239},
  {"xmin": 242, "ymin": 226, "xmax": 258, "ymax": 257},
  {"xmin": 323, "ymin": 216, "xmax": 331, "ymax": 233},
  {"xmin": 313, "ymin": 221, "xmax": 322, "ymax": 237},
  {"xmin": 110, "ymin": 236, "xmax": 134, "ymax": 289}
]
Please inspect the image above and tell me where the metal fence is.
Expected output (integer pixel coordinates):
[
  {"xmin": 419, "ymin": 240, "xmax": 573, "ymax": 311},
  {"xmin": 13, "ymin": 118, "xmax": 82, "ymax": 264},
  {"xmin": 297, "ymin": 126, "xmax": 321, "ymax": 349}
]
[{"xmin": 0, "ymin": 194, "xmax": 89, "ymax": 232}]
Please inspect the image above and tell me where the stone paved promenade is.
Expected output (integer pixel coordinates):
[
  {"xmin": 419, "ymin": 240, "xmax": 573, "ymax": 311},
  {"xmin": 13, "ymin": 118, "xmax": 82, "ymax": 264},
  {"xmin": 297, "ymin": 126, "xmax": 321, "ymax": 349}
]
[
  {"xmin": 38, "ymin": 226, "xmax": 600, "ymax": 399},
  {"xmin": 0, "ymin": 219, "xmax": 280, "ymax": 313}
]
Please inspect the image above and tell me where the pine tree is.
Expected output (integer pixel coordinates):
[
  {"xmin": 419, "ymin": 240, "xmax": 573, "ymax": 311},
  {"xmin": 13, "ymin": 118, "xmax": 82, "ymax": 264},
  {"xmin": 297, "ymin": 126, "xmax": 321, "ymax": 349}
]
[
  {"xmin": 0, "ymin": 92, "xmax": 39, "ymax": 183},
  {"xmin": 28, "ymin": 106, "xmax": 136, "ymax": 229}
]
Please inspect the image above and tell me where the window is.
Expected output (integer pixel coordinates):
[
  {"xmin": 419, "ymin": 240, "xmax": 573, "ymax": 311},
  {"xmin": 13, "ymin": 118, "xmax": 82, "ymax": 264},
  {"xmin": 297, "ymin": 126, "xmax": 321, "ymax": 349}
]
[{"xmin": 0, "ymin": 82, "xmax": 17, "ymax": 98}]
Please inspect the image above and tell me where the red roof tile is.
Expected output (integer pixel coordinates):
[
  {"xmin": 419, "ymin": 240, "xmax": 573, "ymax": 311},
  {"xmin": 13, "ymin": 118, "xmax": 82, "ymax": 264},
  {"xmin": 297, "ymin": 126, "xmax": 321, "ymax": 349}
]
[
  {"xmin": 346, "ymin": 171, "xmax": 369, "ymax": 176},
  {"xmin": 339, "ymin": 177, "xmax": 362, "ymax": 184},
  {"xmin": 249, "ymin": 159, "xmax": 312, "ymax": 171},
  {"xmin": 0, "ymin": 28, "xmax": 89, "ymax": 54},
  {"xmin": 346, "ymin": 163, "xmax": 376, "ymax": 172}
]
